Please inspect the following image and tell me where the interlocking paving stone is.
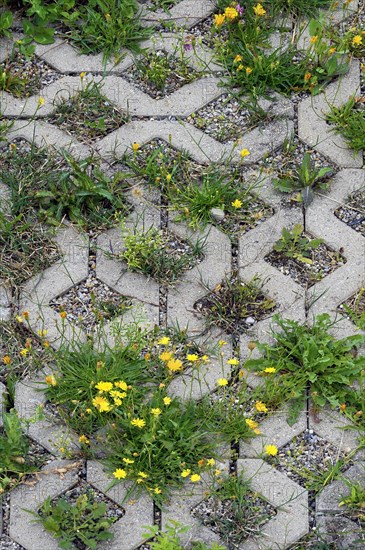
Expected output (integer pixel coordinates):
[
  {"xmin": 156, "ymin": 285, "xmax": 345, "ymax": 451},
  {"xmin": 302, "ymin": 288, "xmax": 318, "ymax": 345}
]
[{"xmin": 2, "ymin": 2, "xmax": 365, "ymax": 547}]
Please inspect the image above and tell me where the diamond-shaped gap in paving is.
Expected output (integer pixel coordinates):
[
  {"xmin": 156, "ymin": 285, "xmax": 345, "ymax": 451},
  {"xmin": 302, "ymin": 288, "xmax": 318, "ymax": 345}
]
[
  {"xmin": 47, "ymin": 79, "xmax": 130, "ymax": 144},
  {"xmin": 264, "ymin": 227, "xmax": 347, "ymax": 289},
  {"xmin": 335, "ymin": 185, "xmax": 365, "ymax": 237},
  {"xmin": 337, "ymin": 285, "xmax": 365, "ymax": 331},
  {"xmin": 0, "ymin": 53, "xmax": 61, "ymax": 98}
]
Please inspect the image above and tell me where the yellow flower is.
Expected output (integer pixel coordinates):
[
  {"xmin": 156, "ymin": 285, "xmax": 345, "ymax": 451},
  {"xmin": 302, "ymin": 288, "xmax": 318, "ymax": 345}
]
[
  {"xmin": 217, "ymin": 378, "xmax": 228, "ymax": 386},
  {"xmin": 167, "ymin": 358, "xmax": 183, "ymax": 372},
  {"xmin": 16, "ymin": 316, "xmax": 23, "ymax": 323},
  {"xmin": 154, "ymin": 487, "xmax": 162, "ymax": 494},
  {"xmin": 92, "ymin": 396, "xmax": 112, "ymax": 412},
  {"xmin": 234, "ymin": 54, "xmax": 243, "ymax": 63},
  {"xmin": 339, "ymin": 403, "xmax": 347, "ymax": 412},
  {"xmin": 231, "ymin": 199, "xmax": 242, "ymax": 208},
  {"xmin": 265, "ymin": 444, "xmax": 278, "ymax": 456},
  {"xmin": 214, "ymin": 13, "xmax": 225, "ymax": 26},
  {"xmin": 20, "ymin": 349, "xmax": 29, "ymax": 356},
  {"xmin": 113, "ymin": 468, "xmax": 127, "ymax": 479},
  {"xmin": 110, "ymin": 390, "xmax": 126, "ymax": 399},
  {"xmin": 37, "ymin": 96, "xmax": 45, "ymax": 107},
  {"xmin": 163, "ymin": 396, "xmax": 172, "ymax": 405},
  {"xmin": 214, "ymin": 469, "xmax": 221, "ymax": 475},
  {"xmin": 114, "ymin": 380, "xmax": 128, "ymax": 391},
  {"xmin": 186, "ymin": 354, "xmax": 199, "ymax": 362},
  {"xmin": 310, "ymin": 36, "xmax": 318, "ymax": 44},
  {"xmin": 218, "ymin": 340, "xmax": 227, "ymax": 347},
  {"xmin": 113, "ymin": 398, "xmax": 122, "ymax": 406},
  {"xmin": 123, "ymin": 458, "xmax": 134, "ymax": 464},
  {"xmin": 352, "ymin": 35, "xmax": 362, "ymax": 46},
  {"xmin": 240, "ymin": 149, "xmax": 250, "ymax": 158},
  {"xmin": 253, "ymin": 3, "xmax": 266, "ymax": 16},
  {"xmin": 255, "ymin": 401, "xmax": 268, "ymax": 413},
  {"xmin": 166, "ymin": 174, "xmax": 172, "ymax": 182},
  {"xmin": 237, "ymin": 64, "xmax": 244, "ymax": 71},
  {"xmin": 22, "ymin": 311, "xmax": 29, "ymax": 319},
  {"xmin": 37, "ymin": 329, "xmax": 48, "ymax": 337},
  {"xmin": 190, "ymin": 473, "xmax": 201, "ymax": 482},
  {"xmin": 79, "ymin": 435, "xmax": 90, "ymax": 444},
  {"xmin": 131, "ymin": 418, "xmax": 146, "ymax": 428},
  {"xmin": 95, "ymin": 381, "xmax": 113, "ymax": 393},
  {"xmin": 264, "ymin": 367, "xmax": 276, "ymax": 374},
  {"xmin": 304, "ymin": 72, "xmax": 312, "ymax": 82},
  {"xmin": 86, "ymin": 408, "xmax": 92, "ymax": 414},
  {"xmin": 201, "ymin": 355, "xmax": 209, "ymax": 363},
  {"xmin": 132, "ymin": 143, "xmax": 140, "ymax": 152},
  {"xmin": 151, "ymin": 408, "xmax": 162, "ymax": 416},
  {"xmin": 138, "ymin": 471, "xmax": 148, "ymax": 478},
  {"xmin": 158, "ymin": 336, "xmax": 170, "ymax": 345},
  {"xmin": 246, "ymin": 67, "xmax": 253, "ymax": 75},
  {"xmin": 227, "ymin": 358, "xmax": 239, "ymax": 365},
  {"xmin": 245, "ymin": 418, "xmax": 258, "ymax": 429},
  {"xmin": 207, "ymin": 458, "xmax": 215, "ymax": 466},
  {"xmin": 254, "ymin": 428, "xmax": 261, "ymax": 435},
  {"xmin": 80, "ymin": 71, "xmax": 87, "ymax": 79},
  {"xmin": 104, "ymin": 12, "xmax": 111, "ymax": 21},
  {"xmin": 159, "ymin": 351, "xmax": 172, "ymax": 362},
  {"xmin": 44, "ymin": 341, "xmax": 50, "ymax": 348},
  {"xmin": 181, "ymin": 469, "xmax": 191, "ymax": 477},
  {"xmin": 329, "ymin": 47, "xmax": 336, "ymax": 55},
  {"xmin": 224, "ymin": 7, "xmax": 238, "ymax": 20},
  {"xmin": 159, "ymin": 383, "xmax": 166, "ymax": 388},
  {"xmin": 60, "ymin": 311, "xmax": 67, "ymax": 319},
  {"xmin": 45, "ymin": 375, "xmax": 57, "ymax": 386}
]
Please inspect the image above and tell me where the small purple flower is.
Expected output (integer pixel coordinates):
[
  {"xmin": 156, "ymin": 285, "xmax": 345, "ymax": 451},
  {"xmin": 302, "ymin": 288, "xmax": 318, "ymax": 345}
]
[
  {"xmin": 236, "ymin": 4, "xmax": 244, "ymax": 16},
  {"xmin": 184, "ymin": 42, "xmax": 193, "ymax": 52}
]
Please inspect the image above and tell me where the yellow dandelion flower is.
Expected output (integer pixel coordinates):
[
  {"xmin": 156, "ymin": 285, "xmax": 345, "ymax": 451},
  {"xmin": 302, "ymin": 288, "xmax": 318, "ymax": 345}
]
[
  {"xmin": 167, "ymin": 358, "xmax": 183, "ymax": 372},
  {"xmin": 114, "ymin": 380, "xmax": 128, "ymax": 391},
  {"xmin": 151, "ymin": 408, "xmax": 162, "ymax": 416},
  {"xmin": 339, "ymin": 403, "xmax": 347, "ymax": 412},
  {"xmin": 352, "ymin": 35, "xmax": 362, "ymax": 46},
  {"xmin": 253, "ymin": 3, "xmax": 266, "ymax": 16},
  {"xmin": 246, "ymin": 67, "xmax": 253, "ymax": 74},
  {"xmin": 123, "ymin": 458, "xmax": 134, "ymax": 464},
  {"xmin": 207, "ymin": 458, "xmax": 215, "ymax": 466},
  {"xmin": 255, "ymin": 401, "xmax": 268, "ymax": 413},
  {"xmin": 264, "ymin": 367, "xmax": 276, "ymax": 373},
  {"xmin": 181, "ymin": 469, "xmax": 191, "ymax": 478},
  {"xmin": 163, "ymin": 396, "xmax": 172, "ymax": 405},
  {"xmin": 113, "ymin": 468, "xmax": 127, "ymax": 479},
  {"xmin": 329, "ymin": 47, "xmax": 336, "ymax": 55},
  {"xmin": 45, "ymin": 375, "xmax": 57, "ymax": 386},
  {"xmin": 237, "ymin": 64, "xmax": 244, "ymax": 71},
  {"xmin": 214, "ymin": 13, "xmax": 226, "ymax": 26},
  {"xmin": 158, "ymin": 336, "xmax": 170, "ymax": 345},
  {"xmin": 218, "ymin": 340, "xmax": 227, "ymax": 347},
  {"xmin": 37, "ymin": 96, "xmax": 45, "ymax": 107},
  {"xmin": 80, "ymin": 72, "xmax": 87, "ymax": 79},
  {"xmin": 95, "ymin": 381, "xmax": 113, "ymax": 393},
  {"xmin": 79, "ymin": 435, "xmax": 90, "ymax": 444},
  {"xmin": 110, "ymin": 390, "xmax": 126, "ymax": 399},
  {"xmin": 254, "ymin": 428, "xmax": 261, "ymax": 435},
  {"xmin": 166, "ymin": 174, "xmax": 172, "ymax": 182},
  {"xmin": 217, "ymin": 378, "xmax": 228, "ymax": 386},
  {"xmin": 231, "ymin": 199, "xmax": 242, "ymax": 208},
  {"xmin": 131, "ymin": 418, "xmax": 146, "ymax": 428},
  {"xmin": 234, "ymin": 54, "xmax": 243, "ymax": 63},
  {"xmin": 304, "ymin": 72, "xmax": 312, "ymax": 81},
  {"xmin": 186, "ymin": 354, "xmax": 199, "ymax": 362},
  {"xmin": 132, "ymin": 143, "xmax": 140, "ymax": 152},
  {"xmin": 154, "ymin": 487, "xmax": 162, "ymax": 494},
  {"xmin": 16, "ymin": 315, "xmax": 23, "ymax": 323},
  {"xmin": 37, "ymin": 329, "xmax": 48, "ymax": 337},
  {"xmin": 224, "ymin": 7, "xmax": 239, "ymax": 20},
  {"xmin": 265, "ymin": 444, "xmax": 278, "ymax": 456},
  {"xmin": 310, "ymin": 36, "xmax": 318, "ymax": 44},
  {"xmin": 227, "ymin": 358, "xmax": 239, "ymax": 365},
  {"xmin": 201, "ymin": 355, "xmax": 209, "ymax": 363},
  {"xmin": 159, "ymin": 351, "xmax": 172, "ymax": 362},
  {"xmin": 240, "ymin": 148, "xmax": 250, "ymax": 158},
  {"xmin": 245, "ymin": 418, "xmax": 258, "ymax": 429},
  {"xmin": 60, "ymin": 311, "xmax": 67, "ymax": 319},
  {"xmin": 190, "ymin": 473, "xmax": 201, "ymax": 482},
  {"xmin": 92, "ymin": 396, "xmax": 112, "ymax": 412},
  {"xmin": 20, "ymin": 349, "xmax": 29, "ymax": 357}
]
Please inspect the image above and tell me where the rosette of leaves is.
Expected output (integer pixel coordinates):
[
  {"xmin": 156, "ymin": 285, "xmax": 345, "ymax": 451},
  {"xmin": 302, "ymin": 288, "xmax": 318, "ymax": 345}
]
[
  {"xmin": 245, "ymin": 314, "xmax": 365, "ymax": 425},
  {"xmin": 273, "ymin": 224, "xmax": 323, "ymax": 264},
  {"xmin": 272, "ymin": 152, "xmax": 333, "ymax": 205}
]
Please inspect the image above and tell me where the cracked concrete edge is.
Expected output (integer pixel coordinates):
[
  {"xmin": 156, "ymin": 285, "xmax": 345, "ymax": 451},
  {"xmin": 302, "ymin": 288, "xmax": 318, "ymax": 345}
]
[
  {"xmin": 298, "ymin": 60, "xmax": 363, "ymax": 168},
  {"xmin": 87, "ymin": 460, "xmax": 154, "ymax": 550},
  {"xmin": 9, "ymin": 460, "xmax": 80, "ymax": 550},
  {"xmin": 237, "ymin": 459, "xmax": 309, "ymax": 549}
]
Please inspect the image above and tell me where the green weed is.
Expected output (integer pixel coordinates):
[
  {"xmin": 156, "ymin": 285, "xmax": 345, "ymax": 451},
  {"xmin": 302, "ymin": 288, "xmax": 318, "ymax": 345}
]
[
  {"xmin": 273, "ymin": 225, "xmax": 323, "ymax": 265},
  {"xmin": 326, "ymin": 97, "xmax": 365, "ymax": 154}
]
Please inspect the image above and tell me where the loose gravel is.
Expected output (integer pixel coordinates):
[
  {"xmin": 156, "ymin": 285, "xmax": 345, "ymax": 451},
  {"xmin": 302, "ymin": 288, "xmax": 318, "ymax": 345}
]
[{"xmin": 0, "ymin": 54, "xmax": 61, "ymax": 98}]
